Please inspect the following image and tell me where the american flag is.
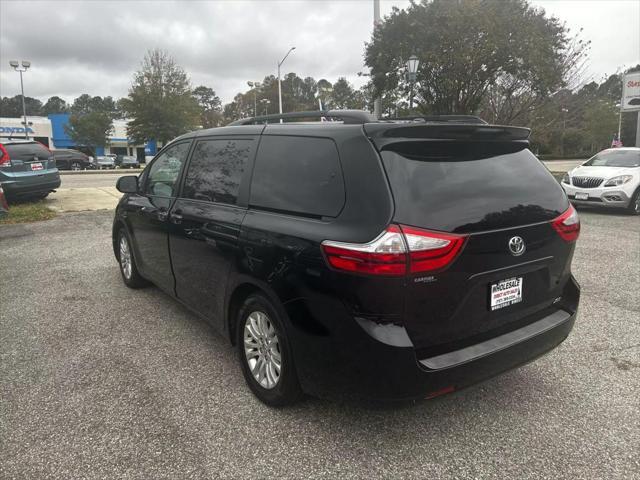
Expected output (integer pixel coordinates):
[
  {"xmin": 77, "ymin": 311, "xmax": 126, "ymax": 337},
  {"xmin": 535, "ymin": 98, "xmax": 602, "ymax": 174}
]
[{"xmin": 611, "ymin": 136, "xmax": 623, "ymax": 148}]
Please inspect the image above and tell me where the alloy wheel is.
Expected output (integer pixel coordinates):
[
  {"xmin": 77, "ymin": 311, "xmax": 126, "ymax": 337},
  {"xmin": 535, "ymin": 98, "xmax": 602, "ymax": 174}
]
[
  {"xmin": 119, "ymin": 236, "xmax": 132, "ymax": 279},
  {"xmin": 635, "ymin": 194, "xmax": 640, "ymax": 214},
  {"xmin": 71, "ymin": 162, "xmax": 81, "ymax": 171},
  {"xmin": 243, "ymin": 310, "xmax": 282, "ymax": 389}
]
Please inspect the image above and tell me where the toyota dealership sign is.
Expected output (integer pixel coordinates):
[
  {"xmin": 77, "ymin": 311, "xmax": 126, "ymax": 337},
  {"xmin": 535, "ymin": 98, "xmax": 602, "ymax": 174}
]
[{"xmin": 622, "ymin": 72, "xmax": 640, "ymax": 111}]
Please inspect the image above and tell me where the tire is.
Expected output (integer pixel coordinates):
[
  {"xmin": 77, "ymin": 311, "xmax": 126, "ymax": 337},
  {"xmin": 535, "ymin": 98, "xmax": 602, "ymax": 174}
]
[
  {"xmin": 70, "ymin": 161, "xmax": 82, "ymax": 171},
  {"xmin": 627, "ymin": 187, "xmax": 640, "ymax": 215},
  {"xmin": 117, "ymin": 228, "xmax": 149, "ymax": 288},
  {"xmin": 236, "ymin": 294, "xmax": 303, "ymax": 407}
]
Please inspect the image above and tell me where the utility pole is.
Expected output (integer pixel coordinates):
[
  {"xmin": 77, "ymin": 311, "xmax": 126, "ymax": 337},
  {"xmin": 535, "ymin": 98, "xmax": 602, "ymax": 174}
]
[
  {"xmin": 636, "ymin": 110, "xmax": 640, "ymax": 147},
  {"xmin": 277, "ymin": 47, "xmax": 296, "ymax": 122},
  {"xmin": 373, "ymin": 0, "xmax": 382, "ymax": 119}
]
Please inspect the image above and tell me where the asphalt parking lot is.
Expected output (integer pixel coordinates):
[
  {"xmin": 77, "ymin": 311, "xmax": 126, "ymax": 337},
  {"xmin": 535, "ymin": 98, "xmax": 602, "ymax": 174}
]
[{"xmin": 1, "ymin": 209, "xmax": 638, "ymax": 479}]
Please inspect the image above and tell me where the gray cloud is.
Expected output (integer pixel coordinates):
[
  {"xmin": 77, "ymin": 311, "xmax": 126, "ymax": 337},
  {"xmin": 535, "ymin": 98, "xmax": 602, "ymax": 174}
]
[{"xmin": 1, "ymin": 0, "xmax": 638, "ymax": 105}]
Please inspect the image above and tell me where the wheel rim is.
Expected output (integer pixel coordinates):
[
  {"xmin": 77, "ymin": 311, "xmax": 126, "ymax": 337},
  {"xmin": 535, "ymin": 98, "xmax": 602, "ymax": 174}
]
[
  {"xmin": 243, "ymin": 311, "xmax": 281, "ymax": 389},
  {"xmin": 71, "ymin": 162, "xmax": 81, "ymax": 171},
  {"xmin": 119, "ymin": 235, "xmax": 132, "ymax": 279},
  {"xmin": 635, "ymin": 194, "xmax": 640, "ymax": 214}
]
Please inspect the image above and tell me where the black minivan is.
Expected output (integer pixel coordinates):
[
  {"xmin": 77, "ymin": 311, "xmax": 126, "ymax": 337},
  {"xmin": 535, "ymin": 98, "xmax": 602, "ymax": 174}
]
[{"xmin": 112, "ymin": 110, "xmax": 580, "ymax": 406}]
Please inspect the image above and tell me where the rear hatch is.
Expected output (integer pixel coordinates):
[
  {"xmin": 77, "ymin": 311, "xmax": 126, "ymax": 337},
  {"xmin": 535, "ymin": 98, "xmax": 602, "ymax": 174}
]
[
  {"xmin": 365, "ymin": 123, "xmax": 577, "ymax": 357},
  {"xmin": 1, "ymin": 141, "xmax": 56, "ymax": 173}
]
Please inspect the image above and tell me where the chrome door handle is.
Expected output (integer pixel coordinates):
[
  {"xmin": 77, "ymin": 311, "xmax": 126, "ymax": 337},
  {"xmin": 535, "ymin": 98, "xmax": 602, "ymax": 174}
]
[{"xmin": 170, "ymin": 213, "xmax": 183, "ymax": 224}]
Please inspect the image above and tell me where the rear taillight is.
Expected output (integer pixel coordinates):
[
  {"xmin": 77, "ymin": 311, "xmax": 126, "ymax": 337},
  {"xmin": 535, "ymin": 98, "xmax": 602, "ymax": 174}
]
[
  {"xmin": 321, "ymin": 225, "xmax": 468, "ymax": 276},
  {"xmin": 551, "ymin": 204, "xmax": 580, "ymax": 242},
  {"xmin": 400, "ymin": 225, "xmax": 468, "ymax": 274},
  {"xmin": 322, "ymin": 225, "xmax": 407, "ymax": 276},
  {"xmin": 0, "ymin": 144, "xmax": 11, "ymax": 167}
]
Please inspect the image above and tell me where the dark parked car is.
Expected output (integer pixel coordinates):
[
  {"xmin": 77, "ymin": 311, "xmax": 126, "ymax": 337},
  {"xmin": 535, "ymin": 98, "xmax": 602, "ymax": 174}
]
[
  {"xmin": 112, "ymin": 110, "xmax": 581, "ymax": 406},
  {"xmin": 116, "ymin": 155, "xmax": 140, "ymax": 169},
  {"xmin": 0, "ymin": 140, "xmax": 61, "ymax": 201},
  {"xmin": 53, "ymin": 149, "xmax": 94, "ymax": 170}
]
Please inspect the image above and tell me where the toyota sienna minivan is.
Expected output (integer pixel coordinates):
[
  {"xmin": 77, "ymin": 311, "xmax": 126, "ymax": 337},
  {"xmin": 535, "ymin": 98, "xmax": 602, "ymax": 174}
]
[{"xmin": 112, "ymin": 110, "xmax": 580, "ymax": 406}]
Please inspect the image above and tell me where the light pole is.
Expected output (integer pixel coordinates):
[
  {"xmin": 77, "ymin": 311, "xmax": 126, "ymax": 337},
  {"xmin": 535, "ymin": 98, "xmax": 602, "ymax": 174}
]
[
  {"xmin": 406, "ymin": 55, "xmax": 419, "ymax": 112},
  {"xmin": 247, "ymin": 81, "xmax": 261, "ymax": 118},
  {"xmin": 277, "ymin": 47, "xmax": 295, "ymax": 121},
  {"xmin": 561, "ymin": 107, "xmax": 569, "ymax": 157},
  {"xmin": 9, "ymin": 60, "xmax": 31, "ymax": 139},
  {"xmin": 260, "ymin": 99, "xmax": 271, "ymax": 116}
]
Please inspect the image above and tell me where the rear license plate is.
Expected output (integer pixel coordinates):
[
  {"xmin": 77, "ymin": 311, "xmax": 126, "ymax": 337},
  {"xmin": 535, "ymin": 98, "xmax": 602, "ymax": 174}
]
[
  {"xmin": 31, "ymin": 162, "xmax": 43, "ymax": 171},
  {"xmin": 575, "ymin": 192, "xmax": 588, "ymax": 200},
  {"xmin": 490, "ymin": 277, "xmax": 523, "ymax": 311}
]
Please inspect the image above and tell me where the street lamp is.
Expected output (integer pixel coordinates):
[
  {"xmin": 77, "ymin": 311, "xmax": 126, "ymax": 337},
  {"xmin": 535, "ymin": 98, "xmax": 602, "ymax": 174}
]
[
  {"xmin": 247, "ymin": 81, "xmax": 261, "ymax": 118},
  {"xmin": 9, "ymin": 60, "xmax": 31, "ymax": 139},
  {"xmin": 406, "ymin": 55, "xmax": 419, "ymax": 111},
  {"xmin": 561, "ymin": 107, "xmax": 569, "ymax": 158},
  {"xmin": 260, "ymin": 98, "xmax": 271, "ymax": 116},
  {"xmin": 277, "ymin": 47, "xmax": 295, "ymax": 121}
]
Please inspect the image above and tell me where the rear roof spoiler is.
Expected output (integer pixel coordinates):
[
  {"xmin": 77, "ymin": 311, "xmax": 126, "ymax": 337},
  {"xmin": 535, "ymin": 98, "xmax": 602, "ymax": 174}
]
[{"xmin": 364, "ymin": 123, "xmax": 531, "ymax": 149}]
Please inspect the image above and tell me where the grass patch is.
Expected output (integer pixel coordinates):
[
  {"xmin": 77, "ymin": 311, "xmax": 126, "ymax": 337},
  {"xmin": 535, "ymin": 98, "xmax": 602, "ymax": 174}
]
[{"xmin": 0, "ymin": 200, "xmax": 57, "ymax": 225}]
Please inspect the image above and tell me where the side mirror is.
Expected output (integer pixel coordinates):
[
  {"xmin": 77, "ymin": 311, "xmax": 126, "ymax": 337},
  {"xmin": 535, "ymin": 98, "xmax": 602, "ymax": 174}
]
[{"xmin": 116, "ymin": 175, "xmax": 139, "ymax": 193}]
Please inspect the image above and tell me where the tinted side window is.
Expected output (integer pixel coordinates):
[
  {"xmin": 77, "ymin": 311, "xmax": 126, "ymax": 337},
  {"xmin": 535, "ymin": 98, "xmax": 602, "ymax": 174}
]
[
  {"xmin": 145, "ymin": 142, "xmax": 190, "ymax": 197},
  {"xmin": 182, "ymin": 139, "xmax": 252, "ymax": 205},
  {"xmin": 250, "ymin": 136, "xmax": 345, "ymax": 217}
]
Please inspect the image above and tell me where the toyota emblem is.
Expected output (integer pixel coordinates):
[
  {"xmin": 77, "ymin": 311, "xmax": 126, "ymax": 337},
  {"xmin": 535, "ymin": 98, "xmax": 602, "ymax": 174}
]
[{"xmin": 508, "ymin": 236, "xmax": 525, "ymax": 256}]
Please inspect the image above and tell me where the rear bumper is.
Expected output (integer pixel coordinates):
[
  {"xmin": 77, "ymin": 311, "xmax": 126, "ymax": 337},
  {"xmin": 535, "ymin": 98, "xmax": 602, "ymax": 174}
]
[
  {"xmin": 287, "ymin": 299, "xmax": 576, "ymax": 401},
  {"xmin": 1, "ymin": 172, "xmax": 61, "ymax": 197}
]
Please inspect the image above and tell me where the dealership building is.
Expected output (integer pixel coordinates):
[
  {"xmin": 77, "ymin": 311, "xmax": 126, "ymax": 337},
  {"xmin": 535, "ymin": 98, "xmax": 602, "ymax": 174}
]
[{"xmin": 0, "ymin": 114, "xmax": 157, "ymax": 160}]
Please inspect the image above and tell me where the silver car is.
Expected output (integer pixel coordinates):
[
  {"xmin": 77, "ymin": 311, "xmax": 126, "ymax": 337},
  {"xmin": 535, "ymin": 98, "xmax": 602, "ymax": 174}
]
[
  {"xmin": 561, "ymin": 148, "xmax": 640, "ymax": 215},
  {"xmin": 95, "ymin": 156, "xmax": 116, "ymax": 169}
]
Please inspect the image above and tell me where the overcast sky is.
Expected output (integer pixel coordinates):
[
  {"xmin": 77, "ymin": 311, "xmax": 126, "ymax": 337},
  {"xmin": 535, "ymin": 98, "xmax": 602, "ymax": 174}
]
[{"xmin": 1, "ymin": 0, "xmax": 638, "ymax": 106}]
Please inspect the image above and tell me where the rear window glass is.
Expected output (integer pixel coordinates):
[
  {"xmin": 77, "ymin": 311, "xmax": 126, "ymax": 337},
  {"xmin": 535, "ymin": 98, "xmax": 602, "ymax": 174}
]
[
  {"xmin": 4, "ymin": 142, "xmax": 51, "ymax": 161},
  {"xmin": 250, "ymin": 136, "xmax": 345, "ymax": 217},
  {"xmin": 382, "ymin": 142, "xmax": 567, "ymax": 233}
]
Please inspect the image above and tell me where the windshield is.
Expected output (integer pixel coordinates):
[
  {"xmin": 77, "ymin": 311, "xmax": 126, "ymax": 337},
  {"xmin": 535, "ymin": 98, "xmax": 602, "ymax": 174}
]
[{"xmin": 584, "ymin": 150, "xmax": 640, "ymax": 167}]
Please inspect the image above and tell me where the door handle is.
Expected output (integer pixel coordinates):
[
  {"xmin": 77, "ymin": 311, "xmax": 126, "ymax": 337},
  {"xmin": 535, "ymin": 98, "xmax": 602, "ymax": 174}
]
[
  {"xmin": 170, "ymin": 213, "xmax": 183, "ymax": 224},
  {"xmin": 157, "ymin": 209, "xmax": 169, "ymax": 222}
]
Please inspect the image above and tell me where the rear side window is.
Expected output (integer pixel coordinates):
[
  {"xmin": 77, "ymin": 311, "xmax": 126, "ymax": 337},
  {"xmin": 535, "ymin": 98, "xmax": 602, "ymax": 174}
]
[
  {"xmin": 382, "ymin": 142, "xmax": 568, "ymax": 233},
  {"xmin": 250, "ymin": 136, "xmax": 345, "ymax": 217},
  {"xmin": 182, "ymin": 139, "xmax": 253, "ymax": 205},
  {"xmin": 4, "ymin": 142, "xmax": 51, "ymax": 161}
]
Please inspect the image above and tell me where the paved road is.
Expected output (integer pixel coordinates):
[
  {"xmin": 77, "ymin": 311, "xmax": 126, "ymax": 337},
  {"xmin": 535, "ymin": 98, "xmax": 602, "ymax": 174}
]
[
  {"xmin": 60, "ymin": 172, "xmax": 127, "ymax": 189},
  {"xmin": 59, "ymin": 160, "xmax": 584, "ymax": 189},
  {"xmin": 1, "ymin": 210, "xmax": 638, "ymax": 479}
]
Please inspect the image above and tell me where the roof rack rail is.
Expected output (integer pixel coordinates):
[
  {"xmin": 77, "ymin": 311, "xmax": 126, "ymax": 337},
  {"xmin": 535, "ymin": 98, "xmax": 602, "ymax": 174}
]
[
  {"xmin": 382, "ymin": 115, "xmax": 488, "ymax": 125},
  {"xmin": 228, "ymin": 109, "xmax": 377, "ymax": 126}
]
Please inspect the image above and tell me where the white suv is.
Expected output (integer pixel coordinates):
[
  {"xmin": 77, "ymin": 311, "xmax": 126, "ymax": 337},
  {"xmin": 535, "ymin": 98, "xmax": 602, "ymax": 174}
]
[{"xmin": 561, "ymin": 148, "xmax": 640, "ymax": 215}]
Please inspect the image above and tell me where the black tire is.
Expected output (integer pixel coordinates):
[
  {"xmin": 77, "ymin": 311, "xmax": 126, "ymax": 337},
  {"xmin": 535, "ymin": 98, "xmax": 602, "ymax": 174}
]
[
  {"xmin": 116, "ymin": 228, "xmax": 149, "ymax": 288},
  {"xmin": 627, "ymin": 188, "xmax": 640, "ymax": 215},
  {"xmin": 236, "ymin": 294, "xmax": 303, "ymax": 407}
]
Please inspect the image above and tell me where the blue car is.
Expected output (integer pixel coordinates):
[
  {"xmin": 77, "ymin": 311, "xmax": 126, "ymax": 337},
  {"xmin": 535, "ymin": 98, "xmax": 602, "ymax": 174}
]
[{"xmin": 0, "ymin": 140, "xmax": 61, "ymax": 201}]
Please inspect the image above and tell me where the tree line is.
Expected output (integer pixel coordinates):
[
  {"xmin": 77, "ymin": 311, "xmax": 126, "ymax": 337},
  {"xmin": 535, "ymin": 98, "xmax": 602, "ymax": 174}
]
[{"xmin": 1, "ymin": 0, "xmax": 637, "ymax": 156}]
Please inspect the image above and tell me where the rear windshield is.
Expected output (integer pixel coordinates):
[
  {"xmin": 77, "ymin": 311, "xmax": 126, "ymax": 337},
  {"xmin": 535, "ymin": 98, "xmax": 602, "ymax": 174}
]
[
  {"xmin": 381, "ymin": 142, "xmax": 568, "ymax": 233},
  {"xmin": 4, "ymin": 142, "xmax": 52, "ymax": 161},
  {"xmin": 583, "ymin": 150, "xmax": 640, "ymax": 167}
]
